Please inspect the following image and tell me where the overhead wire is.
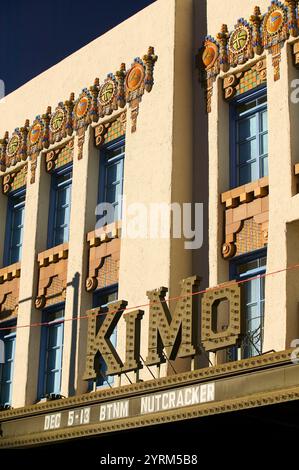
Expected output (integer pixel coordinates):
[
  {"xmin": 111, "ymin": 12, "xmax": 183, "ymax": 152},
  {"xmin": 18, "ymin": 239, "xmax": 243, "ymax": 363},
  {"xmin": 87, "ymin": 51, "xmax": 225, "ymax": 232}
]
[{"xmin": 1, "ymin": 261, "xmax": 299, "ymax": 332}]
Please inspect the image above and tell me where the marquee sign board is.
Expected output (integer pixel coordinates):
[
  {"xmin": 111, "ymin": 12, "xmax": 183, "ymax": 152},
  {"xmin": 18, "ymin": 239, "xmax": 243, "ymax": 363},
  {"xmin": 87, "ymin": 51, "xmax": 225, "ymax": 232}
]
[
  {"xmin": 0, "ymin": 382, "xmax": 215, "ymax": 441},
  {"xmin": 0, "ymin": 356, "xmax": 298, "ymax": 448}
]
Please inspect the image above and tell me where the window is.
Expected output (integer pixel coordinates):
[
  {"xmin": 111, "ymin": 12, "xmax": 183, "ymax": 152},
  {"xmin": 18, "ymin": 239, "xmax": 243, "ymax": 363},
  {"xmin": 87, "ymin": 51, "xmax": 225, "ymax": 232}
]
[
  {"xmin": 4, "ymin": 190, "xmax": 25, "ymax": 266},
  {"xmin": 48, "ymin": 166, "xmax": 72, "ymax": 248},
  {"xmin": 230, "ymin": 251, "xmax": 266, "ymax": 359},
  {"xmin": 0, "ymin": 323, "xmax": 16, "ymax": 407},
  {"xmin": 90, "ymin": 285, "xmax": 118, "ymax": 390},
  {"xmin": 38, "ymin": 308, "xmax": 64, "ymax": 398},
  {"xmin": 230, "ymin": 88, "xmax": 268, "ymax": 187},
  {"xmin": 98, "ymin": 138, "xmax": 125, "ymax": 226}
]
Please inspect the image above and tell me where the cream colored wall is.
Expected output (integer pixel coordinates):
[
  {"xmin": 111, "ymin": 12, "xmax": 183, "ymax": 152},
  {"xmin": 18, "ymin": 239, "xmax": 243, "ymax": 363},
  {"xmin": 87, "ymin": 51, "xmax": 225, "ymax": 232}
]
[
  {"xmin": 12, "ymin": 158, "xmax": 51, "ymax": 407},
  {"xmin": 5, "ymin": 0, "xmax": 298, "ymax": 408},
  {"xmin": 206, "ymin": 0, "xmax": 299, "ymax": 354},
  {"xmin": 207, "ymin": 0, "xmax": 270, "ymax": 37},
  {"xmin": 118, "ymin": 0, "xmax": 194, "ymax": 382},
  {"xmin": 0, "ymin": 0, "xmax": 197, "ymax": 405},
  {"xmin": 60, "ymin": 130, "xmax": 100, "ymax": 398}
]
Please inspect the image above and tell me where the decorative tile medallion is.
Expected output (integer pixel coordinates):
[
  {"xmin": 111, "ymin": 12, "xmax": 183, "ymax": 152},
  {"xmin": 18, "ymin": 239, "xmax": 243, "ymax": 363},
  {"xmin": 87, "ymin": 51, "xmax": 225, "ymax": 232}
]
[
  {"xmin": 99, "ymin": 80, "xmax": 115, "ymax": 106},
  {"xmin": 3, "ymin": 124, "xmax": 29, "ymax": 170},
  {"xmin": 126, "ymin": 63, "xmax": 145, "ymax": 92},
  {"xmin": 199, "ymin": 37, "xmax": 220, "ymax": 112},
  {"xmin": 50, "ymin": 108, "xmax": 65, "ymax": 133},
  {"xmin": 6, "ymin": 135, "xmax": 21, "ymax": 158},
  {"xmin": 266, "ymin": 9, "xmax": 284, "ymax": 34},
  {"xmin": 73, "ymin": 88, "xmax": 96, "ymax": 160},
  {"xmin": 198, "ymin": 2, "xmax": 299, "ymax": 112},
  {"xmin": 29, "ymin": 122, "xmax": 41, "ymax": 145},
  {"xmin": 49, "ymin": 95, "xmax": 74, "ymax": 145},
  {"xmin": 228, "ymin": 20, "xmax": 253, "ymax": 67},
  {"xmin": 98, "ymin": 74, "xmax": 119, "ymax": 117},
  {"xmin": 202, "ymin": 41, "xmax": 218, "ymax": 69},
  {"xmin": 0, "ymin": 46, "xmax": 157, "ymax": 172},
  {"xmin": 262, "ymin": 1, "xmax": 288, "ymax": 81},
  {"xmin": 229, "ymin": 26, "xmax": 249, "ymax": 53},
  {"xmin": 125, "ymin": 47, "xmax": 157, "ymax": 132},
  {"xmin": 75, "ymin": 95, "xmax": 89, "ymax": 119},
  {"xmin": 27, "ymin": 110, "xmax": 50, "ymax": 184}
]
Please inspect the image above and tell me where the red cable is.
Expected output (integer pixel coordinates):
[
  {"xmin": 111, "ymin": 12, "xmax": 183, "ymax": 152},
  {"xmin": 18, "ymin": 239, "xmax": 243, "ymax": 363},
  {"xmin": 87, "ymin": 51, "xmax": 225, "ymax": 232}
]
[{"xmin": 1, "ymin": 261, "xmax": 299, "ymax": 332}]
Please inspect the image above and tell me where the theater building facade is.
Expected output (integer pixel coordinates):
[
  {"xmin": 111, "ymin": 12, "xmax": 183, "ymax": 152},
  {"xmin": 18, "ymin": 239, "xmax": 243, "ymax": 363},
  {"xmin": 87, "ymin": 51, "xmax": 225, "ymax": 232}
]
[{"xmin": 1, "ymin": 0, "xmax": 299, "ymax": 448}]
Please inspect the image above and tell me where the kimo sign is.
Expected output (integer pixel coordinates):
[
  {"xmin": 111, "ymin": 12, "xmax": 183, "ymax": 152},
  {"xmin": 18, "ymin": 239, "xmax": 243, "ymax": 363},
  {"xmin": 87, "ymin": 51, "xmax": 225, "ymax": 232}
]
[{"xmin": 83, "ymin": 276, "xmax": 241, "ymax": 381}]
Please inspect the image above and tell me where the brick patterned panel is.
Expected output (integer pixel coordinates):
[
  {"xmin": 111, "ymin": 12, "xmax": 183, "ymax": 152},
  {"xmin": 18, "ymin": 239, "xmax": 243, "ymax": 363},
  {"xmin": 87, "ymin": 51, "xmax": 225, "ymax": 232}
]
[
  {"xmin": 35, "ymin": 244, "xmax": 68, "ymax": 309},
  {"xmin": 0, "ymin": 263, "xmax": 21, "ymax": 323},
  {"xmin": 94, "ymin": 112, "xmax": 126, "ymax": 147},
  {"xmin": 97, "ymin": 256, "xmax": 120, "ymax": 289},
  {"xmin": 223, "ymin": 59, "xmax": 266, "ymax": 101},
  {"xmin": 45, "ymin": 139, "xmax": 74, "ymax": 173},
  {"xmin": 221, "ymin": 178, "xmax": 269, "ymax": 259},
  {"xmin": 10, "ymin": 165, "xmax": 28, "ymax": 191},
  {"xmin": 104, "ymin": 117, "xmax": 125, "ymax": 144},
  {"xmin": 235, "ymin": 219, "xmax": 264, "ymax": 256},
  {"xmin": 45, "ymin": 276, "xmax": 66, "ymax": 306},
  {"xmin": 235, "ymin": 66, "xmax": 266, "ymax": 96},
  {"xmin": 86, "ymin": 223, "xmax": 121, "ymax": 292},
  {"xmin": 55, "ymin": 140, "xmax": 74, "ymax": 169},
  {"xmin": 2, "ymin": 164, "xmax": 28, "ymax": 194}
]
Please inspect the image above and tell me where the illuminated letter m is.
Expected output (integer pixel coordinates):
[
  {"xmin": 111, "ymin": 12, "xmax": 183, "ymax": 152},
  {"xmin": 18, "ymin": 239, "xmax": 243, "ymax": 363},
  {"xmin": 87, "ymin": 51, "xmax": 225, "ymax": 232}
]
[{"xmin": 145, "ymin": 276, "xmax": 200, "ymax": 366}]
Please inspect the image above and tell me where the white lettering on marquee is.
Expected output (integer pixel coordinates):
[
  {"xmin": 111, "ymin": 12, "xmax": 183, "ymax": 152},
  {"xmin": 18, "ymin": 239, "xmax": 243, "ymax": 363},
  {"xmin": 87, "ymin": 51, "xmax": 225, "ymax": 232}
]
[
  {"xmin": 140, "ymin": 383, "xmax": 215, "ymax": 414},
  {"xmin": 44, "ymin": 413, "xmax": 61, "ymax": 430},
  {"xmin": 99, "ymin": 400, "xmax": 129, "ymax": 421}
]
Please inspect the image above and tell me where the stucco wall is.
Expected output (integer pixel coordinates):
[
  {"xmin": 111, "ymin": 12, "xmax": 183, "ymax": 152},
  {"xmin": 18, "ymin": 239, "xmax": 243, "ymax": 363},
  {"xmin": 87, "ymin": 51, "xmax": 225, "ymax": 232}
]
[
  {"xmin": 0, "ymin": 0, "xmax": 197, "ymax": 405},
  {"xmin": 205, "ymin": 0, "xmax": 299, "ymax": 355}
]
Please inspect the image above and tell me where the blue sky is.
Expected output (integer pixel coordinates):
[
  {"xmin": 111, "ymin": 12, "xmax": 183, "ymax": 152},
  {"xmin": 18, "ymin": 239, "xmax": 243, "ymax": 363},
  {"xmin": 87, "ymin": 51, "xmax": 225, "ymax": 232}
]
[{"xmin": 0, "ymin": 0, "xmax": 156, "ymax": 95}]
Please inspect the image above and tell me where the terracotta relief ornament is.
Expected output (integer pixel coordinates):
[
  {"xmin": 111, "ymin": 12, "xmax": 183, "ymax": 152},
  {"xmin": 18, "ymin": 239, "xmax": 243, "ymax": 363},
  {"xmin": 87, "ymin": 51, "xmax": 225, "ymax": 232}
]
[
  {"xmin": 125, "ymin": 46, "xmax": 157, "ymax": 132},
  {"xmin": 116, "ymin": 63, "xmax": 126, "ymax": 109},
  {"xmin": 262, "ymin": 1, "xmax": 289, "ymax": 81},
  {"xmin": 0, "ymin": 47, "xmax": 157, "ymax": 175},
  {"xmin": 228, "ymin": 18, "xmax": 254, "ymax": 67},
  {"xmin": 200, "ymin": 36, "xmax": 220, "ymax": 113},
  {"xmin": 197, "ymin": 3, "xmax": 299, "ymax": 112},
  {"xmin": 45, "ymin": 139, "xmax": 74, "ymax": 173},
  {"xmin": 5, "ymin": 123, "xmax": 28, "ymax": 169},
  {"xmin": 0, "ymin": 133, "xmax": 8, "ymax": 172},
  {"xmin": 73, "ymin": 83, "xmax": 99, "ymax": 160},
  {"xmin": 285, "ymin": 0, "xmax": 299, "ymax": 37},
  {"xmin": 98, "ymin": 74, "xmax": 118, "ymax": 117},
  {"xmin": 2, "ymin": 164, "xmax": 28, "ymax": 195},
  {"xmin": 27, "ymin": 109, "xmax": 50, "ymax": 183},
  {"xmin": 49, "ymin": 93, "xmax": 74, "ymax": 145},
  {"xmin": 250, "ymin": 6, "xmax": 264, "ymax": 56},
  {"xmin": 223, "ymin": 58, "xmax": 267, "ymax": 101},
  {"xmin": 217, "ymin": 24, "xmax": 230, "ymax": 73}
]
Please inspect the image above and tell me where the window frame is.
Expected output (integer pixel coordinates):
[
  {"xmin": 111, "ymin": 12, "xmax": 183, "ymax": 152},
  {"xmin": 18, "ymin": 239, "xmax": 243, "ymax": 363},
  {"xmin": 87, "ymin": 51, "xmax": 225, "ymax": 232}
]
[
  {"xmin": 47, "ymin": 163, "xmax": 73, "ymax": 249},
  {"xmin": 98, "ymin": 136, "xmax": 125, "ymax": 225},
  {"xmin": 37, "ymin": 303, "xmax": 65, "ymax": 400},
  {"xmin": 230, "ymin": 248, "xmax": 267, "ymax": 359},
  {"xmin": 3, "ymin": 188, "xmax": 26, "ymax": 267},
  {"xmin": 230, "ymin": 86, "xmax": 268, "ymax": 188},
  {"xmin": 89, "ymin": 284, "xmax": 118, "ymax": 390},
  {"xmin": 0, "ymin": 321, "xmax": 17, "ymax": 407}
]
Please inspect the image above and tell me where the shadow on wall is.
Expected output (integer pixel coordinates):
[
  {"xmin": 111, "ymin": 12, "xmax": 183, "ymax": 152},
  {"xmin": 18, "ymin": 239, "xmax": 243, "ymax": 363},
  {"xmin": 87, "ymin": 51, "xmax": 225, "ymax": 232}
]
[
  {"xmin": 286, "ymin": 221, "xmax": 299, "ymax": 347},
  {"xmin": 193, "ymin": 0, "xmax": 208, "ymax": 285},
  {"xmin": 193, "ymin": 0, "xmax": 208, "ymax": 369},
  {"xmin": 0, "ymin": 339, "xmax": 4, "ymax": 364},
  {"xmin": 68, "ymin": 271, "xmax": 80, "ymax": 396}
]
